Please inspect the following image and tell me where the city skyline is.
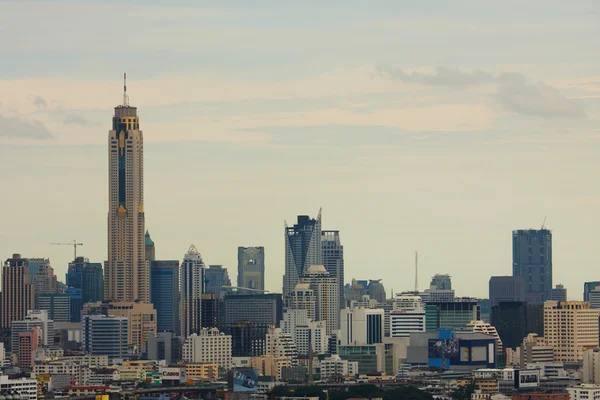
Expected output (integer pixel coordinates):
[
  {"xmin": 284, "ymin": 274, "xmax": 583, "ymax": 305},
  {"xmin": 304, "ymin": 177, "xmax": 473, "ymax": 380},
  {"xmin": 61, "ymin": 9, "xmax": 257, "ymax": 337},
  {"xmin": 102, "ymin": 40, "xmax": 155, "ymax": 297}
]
[{"xmin": 1, "ymin": 1, "xmax": 599, "ymax": 299}]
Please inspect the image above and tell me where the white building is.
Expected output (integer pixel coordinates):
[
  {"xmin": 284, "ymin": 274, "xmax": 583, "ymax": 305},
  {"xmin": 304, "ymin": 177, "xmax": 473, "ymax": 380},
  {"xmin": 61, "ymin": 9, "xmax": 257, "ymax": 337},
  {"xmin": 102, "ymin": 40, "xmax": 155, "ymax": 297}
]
[
  {"xmin": 180, "ymin": 245, "xmax": 205, "ymax": 338},
  {"xmin": 11, "ymin": 309, "xmax": 54, "ymax": 352},
  {"xmin": 300, "ymin": 265, "xmax": 339, "ymax": 335},
  {"xmin": 466, "ymin": 320, "xmax": 503, "ymax": 355},
  {"xmin": 319, "ymin": 354, "xmax": 358, "ymax": 380},
  {"xmin": 339, "ymin": 307, "xmax": 384, "ymax": 345},
  {"xmin": 265, "ymin": 327, "xmax": 298, "ymax": 364},
  {"xmin": 281, "ymin": 309, "xmax": 329, "ymax": 355},
  {"xmin": 182, "ymin": 328, "xmax": 232, "ymax": 370},
  {"xmin": 34, "ymin": 361, "xmax": 91, "ymax": 386},
  {"xmin": 567, "ymin": 384, "xmax": 600, "ymax": 400},
  {"xmin": 584, "ymin": 348, "xmax": 600, "ymax": 384},
  {"xmin": 0, "ymin": 375, "xmax": 37, "ymax": 400},
  {"xmin": 390, "ymin": 295, "xmax": 425, "ymax": 338}
]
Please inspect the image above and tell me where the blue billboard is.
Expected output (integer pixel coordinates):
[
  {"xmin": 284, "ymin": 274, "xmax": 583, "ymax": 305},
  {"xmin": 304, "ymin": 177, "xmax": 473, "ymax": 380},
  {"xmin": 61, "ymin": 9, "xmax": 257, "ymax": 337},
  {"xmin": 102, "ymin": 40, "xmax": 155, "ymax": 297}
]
[{"xmin": 233, "ymin": 369, "xmax": 258, "ymax": 392}]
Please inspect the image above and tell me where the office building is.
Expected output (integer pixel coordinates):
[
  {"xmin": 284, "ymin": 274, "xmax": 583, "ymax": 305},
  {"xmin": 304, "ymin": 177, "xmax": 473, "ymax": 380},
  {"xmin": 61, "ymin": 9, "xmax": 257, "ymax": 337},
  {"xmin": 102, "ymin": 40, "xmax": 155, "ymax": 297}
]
[
  {"xmin": 230, "ymin": 321, "xmax": 267, "ymax": 357},
  {"xmin": 38, "ymin": 293, "xmax": 71, "ymax": 322},
  {"xmin": 182, "ymin": 328, "xmax": 232, "ymax": 369},
  {"xmin": 66, "ymin": 257, "xmax": 86, "ymax": 289},
  {"xmin": 340, "ymin": 307, "xmax": 384, "ymax": 345},
  {"xmin": 82, "ymin": 262, "xmax": 104, "ymax": 303},
  {"xmin": 338, "ymin": 342, "xmax": 396, "ymax": 375},
  {"xmin": 66, "ymin": 287, "xmax": 83, "ymax": 323},
  {"xmin": 200, "ymin": 293, "xmax": 217, "ymax": 329},
  {"xmin": 224, "ymin": 293, "xmax": 283, "ymax": 328},
  {"xmin": 82, "ymin": 315, "xmax": 128, "ymax": 362},
  {"xmin": 390, "ymin": 295, "xmax": 426, "ymax": 338},
  {"xmin": 544, "ymin": 300, "xmax": 600, "ymax": 362},
  {"xmin": 105, "ymin": 88, "xmax": 149, "ymax": 303},
  {"xmin": 584, "ymin": 282, "xmax": 600, "ymax": 302},
  {"xmin": 185, "ymin": 363, "xmax": 218, "ymax": 382},
  {"xmin": 347, "ymin": 279, "xmax": 369, "ymax": 303},
  {"xmin": 83, "ymin": 301, "xmax": 157, "ymax": 351},
  {"xmin": 237, "ymin": 246, "xmax": 265, "ymax": 292},
  {"xmin": 550, "ymin": 284, "xmax": 567, "ymax": 302},
  {"xmin": 0, "ymin": 374, "xmax": 38, "ymax": 400},
  {"xmin": 288, "ymin": 283, "xmax": 316, "ymax": 321},
  {"xmin": 2, "ymin": 254, "xmax": 35, "ymax": 330},
  {"xmin": 27, "ymin": 257, "xmax": 49, "ymax": 284},
  {"xmin": 300, "ymin": 265, "xmax": 339, "ymax": 334},
  {"xmin": 145, "ymin": 230, "xmax": 155, "ymax": 262},
  {"xmin": 368, "ymin": 279, "xmax": 386, "ymax": 304},
  {"xmin": 321, "ymin": 230, "xmax": 344, "ymax": 309},
  {"xmin": 512, "ymin": 229, "xmax": 552, "ymax": 302},
  {"xmin": 430, "ymin": 274, "xmax": 452, "ymax": 290},
  {"xmin": 205, "ymin": 265, "xmax": 231, "ymax": 300},
  {"xmin": 426, "ymin": 300, "xmax": 480, "ymax": 331},
  {"xmin": 319, "ymin": 355, "xmax": 358, "ymax": 380},
  {"xmin": 590, "ymin": 287, "xmax": 600, "ymax": 309},
  {"xmin": 33, "ymin": 262, "xmax": 60, "ymax": 306},
  {"xmin": 519, "ymin": 333, "xmax": 554, "ymax": 365},
  {"xmin": 568, "ymin": 384, "xmax": 600, "ymax": 400},
  {"xmin": 489, "ymin": 276, "xmax": 526, "ymax": 307},
  {"xmin": 181, "ymin": 245, "xmax": 205, "ymax": 338},
  {"xmin": 583, "ymin": 348, "xmax": 600, "ymax": 384},
  {"xmin": 491, "ymin": 301, "xmax": 541, "ymax": 350},
  {"xmin": 283, "ymin": 211, "xmax": 322, "ymax": 298},
  {"xmin": 280, "ymin": 309, "xmax": 328, "ymax": 356},
  {"xmin": 16, "ymin": 327, "xmax": 39, "ymax": 369},
  {"xmin": 265, "ymin": 326, "xmax": 298, "ymax": 363},
  {"xmin": 150, "ymin": 260, "xmax": 180, "ymax": 334},
  {"xmin": 143, "ymin": 331, "xmax": 182, "ymax": 364},
  {"xmin": 466, "ymin": 320, "xmax": 503, "ymax": 355},
  {"xmin": 11, "ymin": 310, "xmax": 54, "ymax": 352}
]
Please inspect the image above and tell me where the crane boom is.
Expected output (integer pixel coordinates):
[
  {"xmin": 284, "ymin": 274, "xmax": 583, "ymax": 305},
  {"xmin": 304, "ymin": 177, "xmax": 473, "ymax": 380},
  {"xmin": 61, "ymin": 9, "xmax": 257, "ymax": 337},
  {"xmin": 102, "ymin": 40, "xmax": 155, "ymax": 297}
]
[{"xmin": 51, "ymin": 240, "xmax": 84, "ymax": 261}]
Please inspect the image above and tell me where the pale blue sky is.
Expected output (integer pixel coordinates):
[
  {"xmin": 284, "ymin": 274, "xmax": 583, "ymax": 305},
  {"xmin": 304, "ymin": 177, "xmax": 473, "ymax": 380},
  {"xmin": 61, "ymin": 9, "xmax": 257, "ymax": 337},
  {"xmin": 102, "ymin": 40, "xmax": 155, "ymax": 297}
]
[{"xmin": 0, "ymin": 1, "xmax": 599, "ymax": 298}]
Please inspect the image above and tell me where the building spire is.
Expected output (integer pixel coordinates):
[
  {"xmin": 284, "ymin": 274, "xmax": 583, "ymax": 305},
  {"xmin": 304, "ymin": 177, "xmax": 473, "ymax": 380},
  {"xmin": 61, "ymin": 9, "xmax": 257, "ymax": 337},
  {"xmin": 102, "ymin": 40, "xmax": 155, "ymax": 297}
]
[{"xmin": 123, "ymin": 72, "xmax": 129, "ymax": 106}]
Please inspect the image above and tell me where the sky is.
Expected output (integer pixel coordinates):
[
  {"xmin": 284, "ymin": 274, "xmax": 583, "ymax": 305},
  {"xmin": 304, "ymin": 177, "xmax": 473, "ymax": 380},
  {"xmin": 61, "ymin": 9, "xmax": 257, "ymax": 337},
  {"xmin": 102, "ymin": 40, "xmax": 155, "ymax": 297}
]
[{"xmin": 0, "ymin": 1, "xmax": 599, "ymax": 299}]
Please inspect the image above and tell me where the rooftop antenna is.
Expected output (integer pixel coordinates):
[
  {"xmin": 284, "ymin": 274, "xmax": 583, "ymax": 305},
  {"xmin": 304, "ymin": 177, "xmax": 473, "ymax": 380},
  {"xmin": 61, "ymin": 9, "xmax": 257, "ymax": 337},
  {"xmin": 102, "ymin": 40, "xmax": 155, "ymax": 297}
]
[
  {"xmin": 541, "ymin": 216, "xmax": 547, "ymax": 230},
  {"xmin": 123, "ymin": 72, "xmax": 129, "ymax": 106},
  {"xmin": 415, "ymin": 251, "xmax": 418, "ymax": 292}
]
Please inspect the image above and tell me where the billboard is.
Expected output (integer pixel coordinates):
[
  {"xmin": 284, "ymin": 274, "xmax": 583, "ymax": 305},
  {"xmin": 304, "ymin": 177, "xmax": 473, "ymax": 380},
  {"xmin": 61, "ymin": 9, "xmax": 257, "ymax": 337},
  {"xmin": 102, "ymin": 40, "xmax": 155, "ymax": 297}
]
[
  {"xmin": 233, "ymin": 369, "xmax": 258, "ymax": 392},
  {"xmin": 160, "ymin": 367, "xmax": 183, "ymax": 382},
  {"xmin": 428, "ymin": 338, "xmax": 459, "ymax": 358},
  {"xmin": 516, "ymin": 369, "xmax": 540, "ymax": 388}
]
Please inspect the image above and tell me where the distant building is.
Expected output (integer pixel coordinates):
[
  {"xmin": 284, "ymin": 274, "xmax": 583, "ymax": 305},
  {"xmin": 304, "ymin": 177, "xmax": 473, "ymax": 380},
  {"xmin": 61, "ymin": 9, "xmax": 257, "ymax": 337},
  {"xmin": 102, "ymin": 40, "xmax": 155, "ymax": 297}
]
[
  {"xmin": 200, "ymin": 293, "xmax": 217, "ymax": 329},
  {"xmin": 144, "ymin": 230, "xmax": 155, "ymax": 262},
  {"xmin": 466, "ymin": 320, "xmax": 503, "ymax": 355},
  {"xmin": 265, "ymin": 327, "xmax": 298, "ymax": 363},
  {"xmin": 16, "ymin": 327, "xmax": 40, "ymax": 369},
  {"xmin": 568, "ymin": 384, "xmax": 600, "ymax": 400},
  {"xmin": 33, "ymin": 262, "xmax": 60, "ymax": 306},
  {"xmin": 237, "ymin": 247, "xmax": 265, "ymax": 293},
  {"xmin": 38, "ymin": 293, "xmax": 71, "ymax": 322},
  {"xmin": 431, "ymin": 274, "xmax": 452, "ymax": 290},
  {"xmin": 519, "ymin": 333, "xmax": 554, "ymax": 365},
  {"xmin": 68, "ymin": 257, "xmax": 104, "ymax": 316},
  {"xmin": 338, "ymin": 342, "xmax": 396, "ymax": 375},
  {"xmin": 11, "ymin": 310, "xmax": 54, "ymax": 354},
  {"xmin": 181, "ymin": 245, "xmax": 205, "ymax": 338},
  {"xmin": 321, "ymin": 230, "xmax": 344, "ymax": 309},
  {"xmin": 489, "ymin": 276, "xmax": 525, "ymax": 307},
  {"xmin": 319, "ymin": 354, "xmax": 358, "ymax": 380},
  {"xmin": 390, "ymin": 295, "xmax": 426, "ymax": 338},
  {"xmin": 143, "ymin": 332, "xmax": 182, "ymax": 364},
  {"xmin": 2, "ymin": 254, "xmax": 35, "ymax": 331},
  {"xmin": 150, "ymin": 260, "xmax": 180, "ymax": 334},
  {"xmin": 0, "ymin": 375, "xmax": 38, "ymax": 400},
  {"xmin": 82, "ymin": 262, "xmax": 104, "ymax": 303},
  {"xmin": 513, "ymin": 229, "xmax": 552, "ymax": 302},
  {"xmin": 368, "ymin": 280, "xmax": 386, "ymax": 304},
  {"xmin": 550, "ymin": 284, "xmax": 567, "ymax": 302},
  {"xmin": 82, "ymin": 315, "xmax": 128, "ymax": 362},
  {"xmin": 224, "ymin": 293, "xmax": 283, "ymax": 328},
  {"xmin": 339, "ymin": 307, "xmax": 384, "ymax": 345},
  {"xmin": 182, "ymin": 328, "xmax": 232, "ymax": 370},
  {"xmin": 584, "ymin": 282, "xmax": 600, "ymax": 302},
  {"xmin": 491, "ymin": 301, "xmax": 543, "ymax": 350},
  {"xmin": 283, "ymin": 212, "xmax": 322, "ymax": 299},
  {"xmin": 229, "ymin": 321, "xmax": 266, "ymax": 357},
  {"xmin": 426, "ymin": 300, "xmax": 480, "ymax": 331},
  {"xmin": 590, "ymin": 287, "xmax": 600, "ymax": 309},
  {"xmin": 544, "ymin": 300, "xmax": 600, "ymax": 362},
  {"xmin": 288, "ymin": 283, "xmax": 316, "ymax": 321},
  {"xmin": 205, "ymin": 265, "xmax": 231, "ymax": 300},
  {"xmin": 300, "ymin": 265, "xmax": 339, "ymax": 334},
  {"xmin": 583, "ymin": 348, "xmax": 600, "ymax": 384}
]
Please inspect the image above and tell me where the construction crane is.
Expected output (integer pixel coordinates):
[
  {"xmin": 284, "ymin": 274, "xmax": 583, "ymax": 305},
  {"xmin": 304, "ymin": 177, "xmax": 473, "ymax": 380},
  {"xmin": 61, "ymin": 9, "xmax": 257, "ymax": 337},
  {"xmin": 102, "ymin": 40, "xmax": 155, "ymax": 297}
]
[{"xmin": 51, "ymin": 240, "xmax": 83, "ymax": 261}]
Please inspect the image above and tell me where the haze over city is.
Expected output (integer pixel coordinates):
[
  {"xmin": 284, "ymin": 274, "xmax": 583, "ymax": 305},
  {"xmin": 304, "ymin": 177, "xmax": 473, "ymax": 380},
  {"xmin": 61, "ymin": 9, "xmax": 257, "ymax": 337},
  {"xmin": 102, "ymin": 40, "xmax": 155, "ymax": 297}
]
[{"xmin": 1, "ymin": 0, "xmax": 599, "ymax": 298}]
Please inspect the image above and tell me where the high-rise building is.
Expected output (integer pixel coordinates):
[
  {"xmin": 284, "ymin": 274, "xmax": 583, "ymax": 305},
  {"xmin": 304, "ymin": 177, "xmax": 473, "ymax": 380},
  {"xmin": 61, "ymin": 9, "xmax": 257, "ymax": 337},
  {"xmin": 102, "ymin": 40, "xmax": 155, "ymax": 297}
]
[
  {"xmin": 27, "ymin": 257, "xmax": 49, "ymax": 284},
  {"xmin": 2, "ymin": 254, "xmax": 35, "ymax": 331},
  {"xmin": 237, "ymin": 247, "xmax": 265, "ymax": 293},
  {"xmin": 550, "ymin": 284, "xmax": 567, "ymax": 302},
  {"xmin": 11, "ymin": 310, "xmax": 54, "ymax": 353},
  {"xmin": 38, "ymin": 294, "xmax": 71, "ymax": 322},
  {"xmin": 491, "ymin": 301, "xmax": 533, "ymax": 350},
  {"xmin": 150, "ymin": 260, "xmax": 180, "ymax": 334},
  {"xmin": 584, "ymin": 282, "xmax": 600, "ymax": 302},
  {"xmin": 390, "ymin": 295, "xmax": 425, "ymax": 338},
  {"xmin": 143, "ymin": 331, "xmax": 182, "ymax": 364},
  {"xmin": 82, "ymin": 314, "xmax": 128, "ymax": 362},
  {"xmin": 489, "ymin": 276, "xmax": 526, "ymax": 307},
  {"xmin": 368, "ymin": 280, "xmax": 386, "ymax": 304},
  {"xmin": 33, "ymin": 262, "xmax": 59, "ymax": 306},
  {"xmin": 265, "ymin": 326, "xmax": 299, "ymax": 363},
  {"xmin": 426, "ymin": 300, "xmax": 480, "ymax": 331},
  {"xmin": 300, "ymin": 265, "xmax": 339, "ymax": 335},
  {"xmin": 16, "ymin": 327, "xmax": 39, "ymax": 369},
  {"xmin": 339, "ymin": 307, "xmax": 384, "ymax": 345},
  {"xmin": 229, "ymin": 321, "xmax": 266, "ymax": 357},
  {"xmin": 82, "ymin": 262, "xmax": 104, "ymax": 303},
  {"xmin": 145, "ymin": 230, "xmax": 155, "ymax": 262},
  {"xmin": 321, "ymin": 231, "xmax": 344, "ymax": 309},
  {"xmin": 466, "ymin": 320, "xmax": 503, "ymax": 355},
  {"xmin": 105, "ymin": 85, "xmax": 148, "ymax": 303},
  {"xmin": 590, "ymin": 287, "xmax": 600, "ymax": 309},
  {"xmin": 66, "ymin": 257, "xmax": 86, "ymax": 290},
  {"xmin": 200, "ymin": 293, "xmax": 217, "ymax": 329},
  {"xmin": 182, "ymin": 328, "xmax": 232, "ymax": 369},
  {"xmin": 205, "ymin": 265, "xmax": 231, "ymax": 300},
  {"xmin": 513, "ymin": 229, "xmax": 552, "ymax": 302},
  {"xmin": 181, "ymin": 245, "xmax": 205, "ymax": 338},
  {"xmin": 430, "ymin": 274, "xmax": 452, "ymax": 290},
  {"xmin": 544, "ymin": 301, "xmax": 600, "ymax": 362},
  {"xmin": 288, "ymin": 283, "xmax": 316, "ymax": 321},
  {"xmin": 283, "ymin": 211, "xmax": 322, "ymax": 299},
  {"xmin": 583, "ymin": 348, "xmax": 600, "ymax": 384},
  {"xmin": 224, "ymin": 293, "xmax": 283, "ymax": 328}
]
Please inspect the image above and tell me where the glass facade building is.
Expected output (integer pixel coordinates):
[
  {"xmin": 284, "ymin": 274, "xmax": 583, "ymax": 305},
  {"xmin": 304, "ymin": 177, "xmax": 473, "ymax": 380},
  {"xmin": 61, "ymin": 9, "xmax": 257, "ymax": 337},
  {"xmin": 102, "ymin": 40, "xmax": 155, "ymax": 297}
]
[{"xmin": 150, "ymin": 260, "xmax": 180, "ymax": 334}]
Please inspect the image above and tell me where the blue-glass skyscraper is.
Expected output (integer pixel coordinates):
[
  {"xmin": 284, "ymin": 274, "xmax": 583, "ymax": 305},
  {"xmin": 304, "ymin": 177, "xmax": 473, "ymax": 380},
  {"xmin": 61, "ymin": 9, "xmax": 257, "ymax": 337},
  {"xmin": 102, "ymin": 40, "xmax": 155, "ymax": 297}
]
[
  {"xmin": 150, "ymin": 260, "xmax": 180, "ymax": 334},
  {"xmin": 512, "ymin": 229, "xmax": 552, "ymax": 303}
]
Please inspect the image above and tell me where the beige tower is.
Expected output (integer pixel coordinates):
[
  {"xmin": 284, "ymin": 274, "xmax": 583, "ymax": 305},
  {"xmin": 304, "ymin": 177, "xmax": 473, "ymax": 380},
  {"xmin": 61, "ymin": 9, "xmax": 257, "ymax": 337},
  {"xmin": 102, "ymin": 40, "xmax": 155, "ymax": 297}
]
[
  {"xmin": 1, "ymin": 254, "xmax": 35, "ymax": 330},
  {"xmin": 105, "ymin": 75, "xmax": 148, "ymax": 303}
]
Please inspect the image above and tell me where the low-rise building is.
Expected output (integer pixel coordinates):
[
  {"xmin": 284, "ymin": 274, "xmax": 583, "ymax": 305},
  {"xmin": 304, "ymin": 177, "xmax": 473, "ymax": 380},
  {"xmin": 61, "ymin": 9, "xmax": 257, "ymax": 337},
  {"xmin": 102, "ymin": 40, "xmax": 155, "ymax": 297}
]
[
  {"xmin": 0, "ymin": 375, "xmax": 38, "ymax": 400},
  {"xmin": 182, "ymin": 328, "xmax": 232, "ymax": 371},
  {"xmin": 567, "ymin": 384, "xmax": 600, "ymax": 400},
  {"xmin": 319, "ymin": 354, "xmax": 358, "ymax": 380},
  {"xmin": 64, "ymin": 385, "xmax": 110, "ymax": 396},
  {"xmin": 185, "ymin": 363, "xmax": 218, "ymax": 381}
]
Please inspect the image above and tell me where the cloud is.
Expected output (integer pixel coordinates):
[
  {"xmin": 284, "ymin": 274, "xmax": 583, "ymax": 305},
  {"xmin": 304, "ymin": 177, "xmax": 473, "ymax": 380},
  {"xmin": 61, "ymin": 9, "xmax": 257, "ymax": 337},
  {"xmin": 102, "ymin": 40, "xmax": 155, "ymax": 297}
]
[
  {"xmin": 0, "ymin": 114, "xmax": 53, "ymax": 139},
  {"xmin": 376, "ymin": 66, "xmax": 585, "ymax": 118},
  {"xmin": 33, "ymin": 95, "xmax": 47, "ymax": 109},
  {"xmin": 63, "ymin": 114, "xmax": 88, "ymax": 126}
]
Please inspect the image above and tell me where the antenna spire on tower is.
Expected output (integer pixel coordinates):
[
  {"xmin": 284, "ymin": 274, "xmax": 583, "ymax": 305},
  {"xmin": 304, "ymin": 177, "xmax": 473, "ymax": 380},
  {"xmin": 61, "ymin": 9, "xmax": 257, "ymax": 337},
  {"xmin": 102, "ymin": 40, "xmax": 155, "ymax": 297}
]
[
  {"xmin": 415, "ymin": 250, "xmax": 418, "ymax": 292},
  {"xmin": 123, "ymin": 72, "xmax": 129, "ymax": 106}
]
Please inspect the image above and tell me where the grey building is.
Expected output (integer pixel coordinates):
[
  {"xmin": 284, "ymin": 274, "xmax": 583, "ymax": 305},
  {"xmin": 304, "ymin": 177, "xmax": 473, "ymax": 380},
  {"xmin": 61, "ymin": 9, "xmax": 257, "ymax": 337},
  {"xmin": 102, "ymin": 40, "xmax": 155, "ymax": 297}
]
[
  {"xmin": 512, "ymin": 229, "xmax": 552, "ymax": 303},
  {"xmin": 430, "ymin": 274, "xmax": 452, "ymax": 290},
  {"xmin": 150, "ymin": 260, "xmax": 180, "ymax": 334},
  {"xmin": 237, "ymin": 247, "xmax": 265, "ymax": 293},
  {"xmin": 550, "ymin": 284, "xmax": 567, "ymax": 302},
  {"xmin": 11, "ymin": 310, "xmax": 54, "ymax": 352},
  {"xmin": 283, "ymin": 211, "xmax": 322, "ymax": 299},
  {"xmin": 38, "ymin": 294, "xmax": 71, "ymax": 322},
  {"xmin": 82, "ymin": 262, "xmax": 104, "ymax": 303},
  {"xmin": 205, "ymin": 265, "xmax": 232, "ymax": 300},
  {"xmin": 322, "ymin": 230, "xmax": 344, "ymax": 309},
  {"xmin": 224, "ymin": 293, "xmax": 283, "ymax": 327},
  {"xmin": 489, "ymin": 276, "xmax": 525, "ymax": 307},
  {"xmin": 143, "ymin": 331, "xmax": 182, "ymax": 364},
  {"xmin": 584, "ymin": 281, "xmax": 600, "ymax": 302},
  {"xmin": 82, "ymin": 315, "xmax": 128, "ymax": 362}
]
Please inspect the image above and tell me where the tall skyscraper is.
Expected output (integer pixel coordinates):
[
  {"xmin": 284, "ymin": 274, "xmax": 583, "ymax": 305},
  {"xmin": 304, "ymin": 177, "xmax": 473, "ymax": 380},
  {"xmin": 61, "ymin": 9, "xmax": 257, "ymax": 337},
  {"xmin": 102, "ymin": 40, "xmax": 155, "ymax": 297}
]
[
  {"xmin": 82, "ymin": 262, "xmax": 104, "ymax": 303},
  {"xmin": 145, "ymin": 230, "xmax": 155, "ymax": 262},
  {"xmin": 1, "ymin": 254, "xmax": 35, "ymax": 331},
  {"xmin": 105, "ymin": 80, "xmax": 148, "ymax": 303},
  {"xmin": 150, "ymin": 260, "xmax": 180, "ymax": 334},
  {"xmin": 300, "ymin": 265, "xmax": 339, "ymax": 335},
  {"xmin": 550, "ymin": 284, "xmax": 567, "ymax": 302},
  {"xmin": 283, "ymin": 210, "xmax": 322, "ymax": 298},
  {"xmin": 321, "ymin": 230, "xmax": 344, "ymax": 309},
  {"xmin": 489, "ymin": 276, "xmax": 525, "ymax": 307},
  {"xmin": 181, "ymin": 245, "xmax": 205, "ymax": 338},
  {"xmin": 33, "ymin": 262, "xmax": 60, "ymax": 307},
  {"xmin": 585, "ymin": 282, "xmax": 600, "ymax": 302},
  {"xmin": 237, "ymin": 247, "xmax": 265, "ymax": 292},
  {"xmin": 205, "ymin": 265, "xmax": 231, "ymax": 300},
  {"xmin": 512, "ymin": 229, "xmax": 552, "ymax": 302}
]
